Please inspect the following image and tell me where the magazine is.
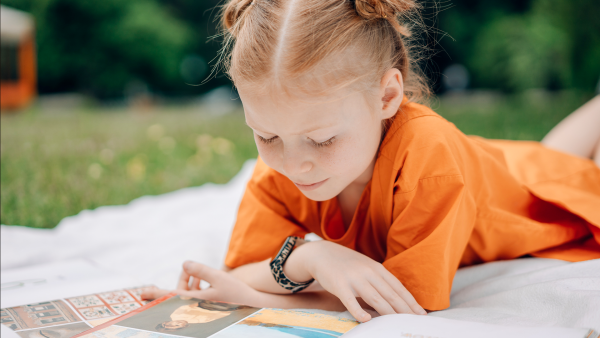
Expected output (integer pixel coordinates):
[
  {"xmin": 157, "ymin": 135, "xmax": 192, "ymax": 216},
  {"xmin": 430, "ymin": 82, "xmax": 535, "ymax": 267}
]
[
  {"xmin": 71, "ymin": 293, "xmax": 599, "ymax": 338},
  {"xmin": 1, "ymin": 286, "xmax": 152, "ymax": 338},
  {"xmin": 73, "ymin": 294, "xmax": 360, "ymax": 338}
]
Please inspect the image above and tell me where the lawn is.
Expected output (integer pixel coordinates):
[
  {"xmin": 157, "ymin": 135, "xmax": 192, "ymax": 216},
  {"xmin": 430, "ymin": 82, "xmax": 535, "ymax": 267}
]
[{"xmin": 1, "ymin": 90, "xmax": 594, "ymax": 228}]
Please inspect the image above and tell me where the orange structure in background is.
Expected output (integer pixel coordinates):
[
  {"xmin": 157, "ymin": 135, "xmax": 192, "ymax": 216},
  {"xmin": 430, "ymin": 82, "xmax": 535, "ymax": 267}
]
[{"xmin": 1, "ymin": 5, "xmax": 36, "ymax": 111}]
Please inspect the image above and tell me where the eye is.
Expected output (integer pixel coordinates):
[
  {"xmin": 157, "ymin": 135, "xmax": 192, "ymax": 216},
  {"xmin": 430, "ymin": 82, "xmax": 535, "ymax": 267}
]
[
  {"xmin": 311, "ymin": 136, "xmax": 336, "ymax": 148},
  {"xmin": 257, "ymin": 134, "xmax": 279, "ymax": 144}
]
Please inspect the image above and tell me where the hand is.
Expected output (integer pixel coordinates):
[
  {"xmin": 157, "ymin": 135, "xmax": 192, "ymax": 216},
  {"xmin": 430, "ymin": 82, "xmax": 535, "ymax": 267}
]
[
  {"xmin": 141, "ymin": 261, "xmax": 261, "ymax": 306},
  {"xmin": 287, "ymin": 241, "xmax": 426, "ymax": 322}
]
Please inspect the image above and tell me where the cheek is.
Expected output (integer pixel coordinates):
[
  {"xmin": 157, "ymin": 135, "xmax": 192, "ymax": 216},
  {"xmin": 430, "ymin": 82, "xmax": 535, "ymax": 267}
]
[
  {"xmin": 316, "ymin": 133, "xmax": 374, "ymax": 172},
  {"xmin": 255, "ymin": 140, "xmax": 282, "ymax": 170}
]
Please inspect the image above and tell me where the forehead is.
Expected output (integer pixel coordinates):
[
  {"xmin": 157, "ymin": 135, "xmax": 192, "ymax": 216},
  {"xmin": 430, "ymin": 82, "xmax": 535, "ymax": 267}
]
[{"xmin": 239, "ymin": 86, "xmax": 368, "ymax": 134}]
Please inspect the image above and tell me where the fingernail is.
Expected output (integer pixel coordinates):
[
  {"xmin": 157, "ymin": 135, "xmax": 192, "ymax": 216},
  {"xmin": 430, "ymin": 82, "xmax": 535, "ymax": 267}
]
[
  {"xmin": 419, "ymin": 309, "xmax": 427, "ymax": 315},
  {"xmin": 183, "ymin": 261, "xmax": 191, "ymax": 269}
]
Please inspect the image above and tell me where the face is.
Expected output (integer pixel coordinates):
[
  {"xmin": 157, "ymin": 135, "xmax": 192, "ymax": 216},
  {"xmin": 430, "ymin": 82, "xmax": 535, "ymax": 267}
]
[{"xmin": 239, "ymin": 84, "xmax": 392, "ymax": 201}]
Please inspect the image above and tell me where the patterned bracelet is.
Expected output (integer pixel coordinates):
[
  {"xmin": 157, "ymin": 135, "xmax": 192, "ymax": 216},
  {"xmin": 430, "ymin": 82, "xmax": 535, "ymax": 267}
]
[{"xmin": 269, "ymin": 236, "xmax": 315, "ymax": 293}]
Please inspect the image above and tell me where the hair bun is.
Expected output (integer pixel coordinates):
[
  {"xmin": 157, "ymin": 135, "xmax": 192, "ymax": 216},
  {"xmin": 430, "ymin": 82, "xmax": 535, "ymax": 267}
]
[
  {"xmin": 223, "ymin": 0, "xmax": 254, "ymax": 36},
  {"xmin": 354, "ymin": 0, "xmax": 417, "ymax": 36}
]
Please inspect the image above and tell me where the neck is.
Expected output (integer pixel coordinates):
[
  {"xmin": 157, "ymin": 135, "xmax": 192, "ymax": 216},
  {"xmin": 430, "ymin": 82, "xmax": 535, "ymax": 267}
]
[{"xmin": 336, "ymin": 155, "xmax": 376, "ymax": 228}]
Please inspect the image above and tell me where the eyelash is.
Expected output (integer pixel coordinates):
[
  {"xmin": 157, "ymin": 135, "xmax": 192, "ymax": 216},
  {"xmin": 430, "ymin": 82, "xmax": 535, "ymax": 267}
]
[{"xmin": 256, "ymin": 135, "xmax": 336, "ymax": 147}]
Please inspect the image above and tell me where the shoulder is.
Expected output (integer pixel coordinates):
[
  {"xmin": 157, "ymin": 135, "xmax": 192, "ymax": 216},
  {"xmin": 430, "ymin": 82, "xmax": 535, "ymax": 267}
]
[{"xmin": 377, "ymin": 101, "xmax": 467, "ymax": 190}]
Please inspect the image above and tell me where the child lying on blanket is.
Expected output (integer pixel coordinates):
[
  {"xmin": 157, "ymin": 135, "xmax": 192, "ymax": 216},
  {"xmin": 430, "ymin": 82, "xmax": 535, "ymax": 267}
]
[{"xmin": 142, "ymin": 0, "xmax": 600, "ymax": 322}]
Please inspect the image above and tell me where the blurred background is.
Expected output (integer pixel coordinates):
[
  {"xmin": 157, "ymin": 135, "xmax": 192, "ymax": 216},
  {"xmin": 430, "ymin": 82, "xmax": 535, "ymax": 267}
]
[{"xmin": 1, "ymin": 0, "xmax": 599, "ymax": 228}]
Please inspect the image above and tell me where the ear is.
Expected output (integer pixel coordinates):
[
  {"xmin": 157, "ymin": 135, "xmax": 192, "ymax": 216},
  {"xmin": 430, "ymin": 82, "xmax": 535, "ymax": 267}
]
[{"xmin": 379, "ymin": 68, "xmax": 404, "ymax": 120}]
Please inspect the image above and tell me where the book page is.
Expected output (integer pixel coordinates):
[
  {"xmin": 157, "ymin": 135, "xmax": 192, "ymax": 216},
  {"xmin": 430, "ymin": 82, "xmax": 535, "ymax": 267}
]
[
  {"xmin": 75, "ymin": 295, "xmax": 359, "ymax": 338},
  {"xmin": 0, "ymin": 286, "xmax": 152, "ymax": 338},
  {"xmin": 210, "ymin": 308, "xmax": 359, "ymax": 337}
]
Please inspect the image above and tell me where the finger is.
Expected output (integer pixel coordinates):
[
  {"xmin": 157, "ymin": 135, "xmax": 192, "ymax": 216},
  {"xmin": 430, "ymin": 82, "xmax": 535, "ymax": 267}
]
[
  {"xmin": 183, "ymin": 261, "xmax": 222, "ymax": 285},
  {"xmin": 367, "ymin": 275, "xmax": 413, "ymax": 314},
  {"xmin": 381, "ymin": 271, "xmax": 427, "ymax": 315},
  {"xmin": 355, "ymin": 282, "xmax": 396, "ymax": 316},
  {"xmin": 141, "ymin": 288, "xmax": 171, "ymax": 300},
  {"xmin": 177, "ymin": 264, "xmax": 192, "ymax": 290},
  {"xmin": 335, "ymin": 287, "xmax": 372, "ymax": 323},
  {"xmin": 190, "ymin": 277, "xmax": 201, "ymax": 291}
]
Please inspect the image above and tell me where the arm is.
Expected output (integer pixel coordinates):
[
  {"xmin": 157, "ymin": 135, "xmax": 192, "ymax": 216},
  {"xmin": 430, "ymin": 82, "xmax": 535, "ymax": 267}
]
[{"xmin": 142, "ymin": 261, "xmax": 346, "ymax": 311}]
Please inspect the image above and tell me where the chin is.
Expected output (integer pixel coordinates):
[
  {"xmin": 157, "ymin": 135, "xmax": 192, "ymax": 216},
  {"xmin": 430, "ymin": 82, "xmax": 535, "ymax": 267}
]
[{"xmin": 297, "ymin": 186, "xmax": 340, "ymax": 202}]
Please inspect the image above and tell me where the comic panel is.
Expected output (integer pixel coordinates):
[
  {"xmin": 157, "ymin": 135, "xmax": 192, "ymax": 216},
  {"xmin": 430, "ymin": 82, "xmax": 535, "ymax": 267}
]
[
  {"xmin": 125, "ymin": 287, "xmax": 151, "ymax": 304},
  {"xmin": 117, "ymin": 296, "xmax": 261, "ymax": 338},
  {"xmin": 1, "ymin": 308, "xmax": 22, "ymax": 331},
  {"xmin": 97, "ymin": 291, "xmax": 135, "ymax": 305},
  {"xmin": 66, "ymin": 296, "xmax": 105, "ymax": 309},
  {"xmin": 15, "ymin": 322, "xmax": 92, "ymax": 338},
  {"xmin": 210, "ymin": 308, "xmax": 360, "ymax": 338},
  {"xmin": 4, "ymin": 301, "xmax": 81, "ymax": 330}
]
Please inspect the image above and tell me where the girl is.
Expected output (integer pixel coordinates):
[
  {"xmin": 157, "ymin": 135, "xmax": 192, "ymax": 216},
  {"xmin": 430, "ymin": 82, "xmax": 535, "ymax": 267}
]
[{"xmin": 143, "ymin": 0, "xmax": 600, "ymax": 322}]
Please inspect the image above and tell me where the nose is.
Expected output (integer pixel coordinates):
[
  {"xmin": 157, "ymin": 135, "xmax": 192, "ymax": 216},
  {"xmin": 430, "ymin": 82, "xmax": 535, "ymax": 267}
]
[{"xmin": 281, "ymin": 143, "xmax": 312, "ymax": 177}]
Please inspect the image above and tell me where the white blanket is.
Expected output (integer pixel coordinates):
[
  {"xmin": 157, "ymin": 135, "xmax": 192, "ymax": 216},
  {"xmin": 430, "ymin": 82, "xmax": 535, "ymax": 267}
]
[{"xmin": 2, "ymin": 160, "xmax": 599, "ymax": 331}]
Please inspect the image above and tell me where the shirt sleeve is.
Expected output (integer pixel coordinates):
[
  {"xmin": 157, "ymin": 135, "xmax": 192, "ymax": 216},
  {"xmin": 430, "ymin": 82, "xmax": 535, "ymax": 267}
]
[
  {"xmin": 380, "ymin": 115, "xmax": 478, "ymax": 311},
  {"xmin": 382, "ymin": 175, "xmax": 477, "ymax": 310},
  {"xmin": 225, "ymin": 158, "xmax": 309, "ymax": 268}
]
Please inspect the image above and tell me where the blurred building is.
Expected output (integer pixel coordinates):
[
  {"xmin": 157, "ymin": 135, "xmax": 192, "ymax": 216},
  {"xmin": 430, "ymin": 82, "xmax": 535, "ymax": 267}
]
[{"xmin": 1, "ymin": 5, "xmax": 36, "ymax": 111}]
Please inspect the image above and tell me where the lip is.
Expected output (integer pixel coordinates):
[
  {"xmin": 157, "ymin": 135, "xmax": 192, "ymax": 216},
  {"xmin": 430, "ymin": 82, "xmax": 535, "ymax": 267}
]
[{"xmin": 294, "ymin": 178, "xmax": 329, "ymax": 191}]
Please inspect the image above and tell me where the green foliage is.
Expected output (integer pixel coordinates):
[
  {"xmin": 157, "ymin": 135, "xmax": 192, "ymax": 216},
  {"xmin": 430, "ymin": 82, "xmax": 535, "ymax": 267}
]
[
  {"xmin": 1, "ymin": 108, "xmax": 258, "ymax": 228},
  {"xmin": 470, "ymin": 14, "xmax": 571, "ymax": 91},
  {"xmin": 440, "ymin": 0, "xmax": 600, "ymax": 92},
  {"xmin": 2, "ymin": 0, "xmax": 598, "ymax": 94},
  {"xmin": 3, "ymin": 0, "xmax": 192, "ymax": 98}
]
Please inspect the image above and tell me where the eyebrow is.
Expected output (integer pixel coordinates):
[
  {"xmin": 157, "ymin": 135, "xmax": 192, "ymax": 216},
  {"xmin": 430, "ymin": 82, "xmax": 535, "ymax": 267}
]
[{"xmin": 245, "ymin": 121, "xmax": 337, "ymax": 135}]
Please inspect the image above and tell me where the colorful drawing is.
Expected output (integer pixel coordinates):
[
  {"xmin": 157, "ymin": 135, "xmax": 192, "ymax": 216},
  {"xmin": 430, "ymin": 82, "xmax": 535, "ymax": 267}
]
[
  {"xmin": 117, "ymin": 296, "xmax": 260, "ymax": 338},
  {"xmin": 110, "ymin": 302, "xmax": 141, "ymax": 315},
  {"xmin": 15, "ymin": 322, "xmax": 92, "ymax": 338},
  {"xmin": 78, "ymin": 306, "xmax": 115, "ymax": 320},
  {"xmin": 126, "ymin": 288, "xmax": 147, "ymax": 302},
  {"xmin": 64, "ymin": 287, "xmax": 149, "ymax": 320},
  {"xmin": 4, "ymin": 301, "xmax": 81, "ymax": 329},
  {"xmin": 1, "ymin": 308, "xmax": 22, "ymax": 330},
  {"xmin": 97, "ymin": 291, "xmax": 135, "ymax": 304},
  {"xmin": 211, "ymin": 308, "xmax": 360, "ymax": 338},
  {"xmin": 1, "ymin": 285, "xmax": 153, "ymax": 336},
  {"xmin": 67, "ymin": 296, "xmax": 104, "ymax": 309}
]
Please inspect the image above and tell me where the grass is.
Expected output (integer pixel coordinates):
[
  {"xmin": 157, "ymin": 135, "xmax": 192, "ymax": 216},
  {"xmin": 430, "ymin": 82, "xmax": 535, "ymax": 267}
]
[
  {"xmin": 1, "ymin": 90, "xmax": 594, "ymax": 228},
  {"xmin": 1, "ymin": 105, "xmax": 258, "ymax": 228}
]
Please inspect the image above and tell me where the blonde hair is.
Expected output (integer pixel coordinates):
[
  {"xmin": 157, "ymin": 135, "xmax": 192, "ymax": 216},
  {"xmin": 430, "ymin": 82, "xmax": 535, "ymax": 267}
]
[{"xmin": 219, "ymin": 0, "xmax": 431, "ymax": 103}]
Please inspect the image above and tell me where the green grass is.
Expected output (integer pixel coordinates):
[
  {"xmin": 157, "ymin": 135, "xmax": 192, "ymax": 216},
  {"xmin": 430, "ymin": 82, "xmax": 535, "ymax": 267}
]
[
  {"xmin": 1, "ymin": 105, "xmax": 258, "ymax": 228},
  {"xmin": 1, "ymin": 91, "xmax": 594, "ymax": 228}
]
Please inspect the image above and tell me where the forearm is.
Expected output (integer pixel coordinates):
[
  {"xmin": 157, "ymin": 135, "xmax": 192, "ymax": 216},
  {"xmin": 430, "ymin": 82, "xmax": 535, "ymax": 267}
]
[
  {"xmin": 225, "ymin": 242, "xmax": 319, "ymax": 294},
  {"xmin": 226, "ymin": 259, "xmax": 291, "ymax": 294}
]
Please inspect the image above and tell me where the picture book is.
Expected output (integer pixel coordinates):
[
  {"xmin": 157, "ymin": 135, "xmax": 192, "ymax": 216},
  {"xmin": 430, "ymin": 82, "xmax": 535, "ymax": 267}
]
[
  {"xmin": 72, "ymin": 294, "xmax": 360, "ymax": 338},
  {"xmin": 1, "ymin": 286, "xmax": 153, "ymax": 338},
  {"xmin": 71, "ymin": 293, "xmax": 599, "ymax": 338}
]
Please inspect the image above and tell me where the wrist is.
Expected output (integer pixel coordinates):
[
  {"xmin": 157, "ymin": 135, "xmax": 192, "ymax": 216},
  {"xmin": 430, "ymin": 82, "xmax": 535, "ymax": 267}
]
[{"xmin": 282, "ymin": 240, "xmax": 315, "ymax": 283}]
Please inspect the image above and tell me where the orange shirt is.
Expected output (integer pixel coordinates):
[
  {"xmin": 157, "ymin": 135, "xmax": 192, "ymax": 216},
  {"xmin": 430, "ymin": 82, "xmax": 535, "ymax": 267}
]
[{"xmin": 225, "ymin": 100, "xmax": 600, "ymax": 310}]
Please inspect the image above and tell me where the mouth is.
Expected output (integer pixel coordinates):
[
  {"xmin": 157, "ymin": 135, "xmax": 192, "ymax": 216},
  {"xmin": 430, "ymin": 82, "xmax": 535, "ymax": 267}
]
[{"xmin": 294, "ymin": 178, "xmax": 329, "ymax": 191}]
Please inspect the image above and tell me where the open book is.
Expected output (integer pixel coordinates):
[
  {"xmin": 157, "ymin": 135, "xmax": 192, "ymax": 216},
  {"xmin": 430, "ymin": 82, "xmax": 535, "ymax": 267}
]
[
  {"xmin": 73, "ymin": 294, "xmax": 359, "ymax": 338},
  {"xmin": 71, "ymin": 293, "xmax": 598, "ymax": 338},
  {"xmin": 1, "ymin": 286, "xmax": 152, "ymax": 338}
]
